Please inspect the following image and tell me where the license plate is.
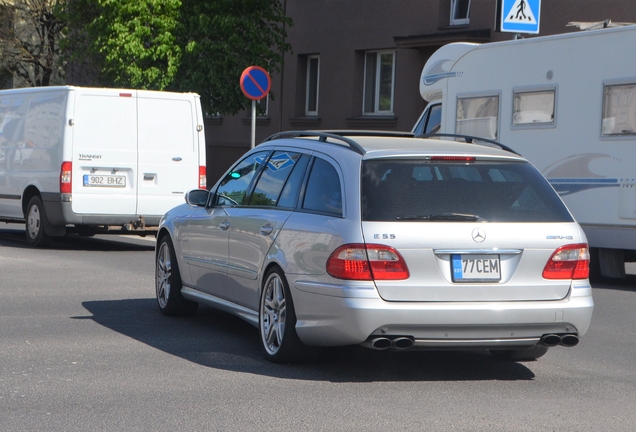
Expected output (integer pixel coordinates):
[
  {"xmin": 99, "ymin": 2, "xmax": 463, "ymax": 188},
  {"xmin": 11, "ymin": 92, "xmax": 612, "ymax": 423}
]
[
  {"xmin": 452, "ymin": 254, "xmax": 501, "ymax": 282},
  {"xmin": 83, "ymin": 174, "xmax": 126, "ymax": 187}
]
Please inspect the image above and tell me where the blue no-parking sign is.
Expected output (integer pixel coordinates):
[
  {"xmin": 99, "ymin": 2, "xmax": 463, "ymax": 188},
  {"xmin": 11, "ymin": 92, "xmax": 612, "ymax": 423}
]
[
  {"xmin": 240, "ymin": 66, "xmax": 271, "ymax": 101},
  {"xmin": 241, "ymin": 66, "xmax": 272, "ymax": 148},
  {"xmin": 500, "ymin": 0, "xmax": 541, "ymax": 34}
]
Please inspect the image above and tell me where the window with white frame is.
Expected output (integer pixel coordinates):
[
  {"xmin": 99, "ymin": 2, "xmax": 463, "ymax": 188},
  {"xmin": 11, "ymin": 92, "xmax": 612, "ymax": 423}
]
[
  {"xmin": 602, "ymin": 83, "xmax": 636, "ymax": 135},
  {"xmin": 456, "ymin": 95, "xmax": 499, "ymax": 139},
  {"xmin": 306, "ymin": 55, "xmax": 320, "ymax": 115},
  {"xmin": 513, "ymin": 89, "xmax": 555, "ymax": 126},
  {"xmin": 245, "ymin": 95, "xmax": 268, "ymax": 118},
  {"xmin": 363, "ymin": 51, "xmax": 395, "ymax": 115},
  {"xmin": 256, "ymin": 95, "xmax": 268, "ymax": 116},
  {"xmin": 450, "ymin": 0, "xmax": 470, "ymax": 26},
  {"xmin": 256, "ymin": 94, "xmax": 269, "ymax": 116}
]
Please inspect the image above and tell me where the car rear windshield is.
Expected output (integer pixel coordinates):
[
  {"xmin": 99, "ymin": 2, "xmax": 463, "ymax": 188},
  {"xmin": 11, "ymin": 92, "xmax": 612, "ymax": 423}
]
[{"xmin": 361, "ymin": 159, "xmax": 573, "ymax": 222}]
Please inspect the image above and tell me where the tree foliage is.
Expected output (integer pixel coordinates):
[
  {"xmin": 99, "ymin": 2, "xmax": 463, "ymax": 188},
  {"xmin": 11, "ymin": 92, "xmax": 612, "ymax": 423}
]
[
  {"xmin": 174, "ymin": 0, "xmax": 292, "ymax": 115},
  {"xmin": 63, "ymin": 0, "xmax": 181, "ymax": 90},
  {"xmin": 63, "ymin": 0, "xmax": 292, "ymax": 114},
  {"xmin": 0, "ymin": 0, "xmax": 66, "ymax": 87}
]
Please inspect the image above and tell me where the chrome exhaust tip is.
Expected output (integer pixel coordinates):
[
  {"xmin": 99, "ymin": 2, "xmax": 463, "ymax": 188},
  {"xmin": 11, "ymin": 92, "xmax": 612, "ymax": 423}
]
[
  {"xmin": 560, "ymin": 334, "xmax": 580, "ymax": 347},
  {"xmin": 370, "ymin": 337, "xmax": 392, "ymax": 350},
  {"xmin": 392, "ymin": 337, "xmax": 414, "ymax": 350},
  {"xmin": 541, "ymin": 334, "xmax": 562, "ymax": 347}
]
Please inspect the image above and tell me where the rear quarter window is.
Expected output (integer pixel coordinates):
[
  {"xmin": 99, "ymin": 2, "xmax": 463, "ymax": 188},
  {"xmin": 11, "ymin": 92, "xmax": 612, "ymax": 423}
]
[
  {"xmin": 302, "ymin": 157, "xmax": 343, "ymax": 217},
  {"xmin": 361, "ymin": 159, "xmax": 573, "ymax": 222}
]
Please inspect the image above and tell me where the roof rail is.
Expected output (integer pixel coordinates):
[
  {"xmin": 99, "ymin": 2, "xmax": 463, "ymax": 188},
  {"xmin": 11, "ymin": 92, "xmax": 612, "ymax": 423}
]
[
  {"xmin": 263, "ymin": 131, "xmax": 367, "ymax": 155},
  {"xmin": 319, "ymin": 130, "xmax": 415, "ymax": 139},
  {"xmin": 419, "ymin": 133, "xmax": 521, "ymax": 156}
]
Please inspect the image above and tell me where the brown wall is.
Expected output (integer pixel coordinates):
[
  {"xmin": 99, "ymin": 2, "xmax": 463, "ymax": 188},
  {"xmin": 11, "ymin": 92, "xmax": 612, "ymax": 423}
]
[{"xmin": 204, "ymin": 0, "xmax": 636, "ymax": 181}]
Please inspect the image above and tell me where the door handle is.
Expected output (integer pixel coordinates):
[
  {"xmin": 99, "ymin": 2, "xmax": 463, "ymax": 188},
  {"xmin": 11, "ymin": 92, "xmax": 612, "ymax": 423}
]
[
  {"xmin": 260, "ymin": 224, "xmax": 274, "ymax": 236},
  {"xmin": 172, "ymin": 157, "xmax": 183, "ymax": 162},
  {"xmin": 219, "ymin": 220, "xmax": 230, "ymax": 231}
]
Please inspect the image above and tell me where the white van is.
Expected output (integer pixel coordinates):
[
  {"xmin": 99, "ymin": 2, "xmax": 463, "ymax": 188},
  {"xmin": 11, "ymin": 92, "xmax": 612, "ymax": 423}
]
[
  {"xmin": 0, "ymin": 86, "xmax": 206, "ymax": 246},
  {"xmin": 411, "ymin": 25, "xmax": 636, "ymax": 278}
]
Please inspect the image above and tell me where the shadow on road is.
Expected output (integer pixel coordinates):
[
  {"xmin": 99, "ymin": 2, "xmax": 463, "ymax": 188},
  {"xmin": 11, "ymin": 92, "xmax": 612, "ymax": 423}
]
[
  {"xmin": 79, "ymin": 298, "xmax": 537, "ymax": 382},
  {"xmin": 0, "ymin": 228, "xmax": 154, "ymax": 252},
  {"xmin": 592, "ymin": 274, "xmax": 636, "ymax": 293}
]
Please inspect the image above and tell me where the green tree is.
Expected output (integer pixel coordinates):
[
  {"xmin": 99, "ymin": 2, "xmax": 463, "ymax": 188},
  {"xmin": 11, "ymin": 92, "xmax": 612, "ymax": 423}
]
[
  {"xmin": 63, "ymin": 0, "xmax": 181, "ymax": 89},
  {"xmin": 174, "ymin": 0, "xmax": 292, "ymax": 115},
  {"xmin": 0, "ymin": 0, "xmax": 67, "ymax": 87},
  {"xmin": 62, "ymin": 0, "xmax": 292, "ymax": 114}
]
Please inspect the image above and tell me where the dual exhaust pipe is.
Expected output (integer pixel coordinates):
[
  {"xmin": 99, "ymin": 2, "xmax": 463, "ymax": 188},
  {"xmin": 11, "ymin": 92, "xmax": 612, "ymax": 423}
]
[
  {"xmin": 367, "ymin": 333, "xmax": 580, "ymax": 351},
  {"xmin": 540, "ymin": 333, "xmax": 580, "ymax": 348},
  {"xmin": 369, "ymin": 336, "xmax": 414, "ymax": 350}
]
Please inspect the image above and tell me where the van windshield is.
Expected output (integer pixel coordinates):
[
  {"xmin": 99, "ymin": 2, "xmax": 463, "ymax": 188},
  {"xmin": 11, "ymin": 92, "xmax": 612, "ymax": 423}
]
[{"xmin": 361, "ymin": 159, "xmax": 573, "ymax": 222}]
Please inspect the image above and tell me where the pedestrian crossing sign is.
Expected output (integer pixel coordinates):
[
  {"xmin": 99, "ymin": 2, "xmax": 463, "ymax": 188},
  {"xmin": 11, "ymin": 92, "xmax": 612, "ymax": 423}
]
[{"xmin": 500, "ymin": 0, "xmax": 541, "ymax": 34}]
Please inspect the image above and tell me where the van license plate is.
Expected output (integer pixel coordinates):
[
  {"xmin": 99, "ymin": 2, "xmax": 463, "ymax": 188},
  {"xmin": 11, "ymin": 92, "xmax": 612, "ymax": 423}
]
[
  {"xmin": 451, "ymin": 254, "xmax": 501, "ymax": 282},
  {"xmin": 83, "ymin": 175, "xmax": 126, "ymax": 187}
]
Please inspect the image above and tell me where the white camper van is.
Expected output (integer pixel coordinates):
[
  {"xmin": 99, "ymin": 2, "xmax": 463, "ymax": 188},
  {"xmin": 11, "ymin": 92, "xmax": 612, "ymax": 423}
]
[
  {"xmin": 0, "ymin": 86, "xmax": 206, "ymax": 246},
  {"xmin": 413, "ymin": 25, "xmax": 636, "ymax": 278}
]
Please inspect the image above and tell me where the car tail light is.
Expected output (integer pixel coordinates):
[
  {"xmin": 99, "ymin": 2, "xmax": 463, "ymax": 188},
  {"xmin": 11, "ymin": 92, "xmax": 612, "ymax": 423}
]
[
  {"xmin": 326, "ymin": 243, "xmax": 410, "ymax": 280},
  {"xmin": 60, "ymin": 161, "xmax": 72, "ymax": 193},
  {"xmin": 542, "ymin": 243, "xmax": 590, "ymax": 279},
  {"xmin": 430, "ymin": 156, "xmax": 476, "ymax": 162},
  {"xmin": 199, "ymin": 166, "xmax": 207, "ymax": 189}
]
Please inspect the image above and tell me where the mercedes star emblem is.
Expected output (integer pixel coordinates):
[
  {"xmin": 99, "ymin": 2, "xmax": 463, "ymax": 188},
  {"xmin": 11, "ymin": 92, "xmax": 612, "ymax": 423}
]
[{"xmin": 472, "ymin": 228, "xmax": 486, "ymax": 243}]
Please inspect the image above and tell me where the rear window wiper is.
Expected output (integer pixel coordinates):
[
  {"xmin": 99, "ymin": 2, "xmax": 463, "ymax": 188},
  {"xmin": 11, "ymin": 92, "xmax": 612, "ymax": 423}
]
[{"xmin": 396, "ymin": 213, "xmax": 481, "ymax": 221}]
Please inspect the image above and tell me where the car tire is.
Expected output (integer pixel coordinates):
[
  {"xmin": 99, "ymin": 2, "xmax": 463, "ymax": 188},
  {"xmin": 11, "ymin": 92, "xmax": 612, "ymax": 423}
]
[
  {"xmin": 259, "ymin": 267, "xmax": 320, "ymax": 363},
  {"xmin": 490, "ymin": 344, "xmax": 549, "ymax": 362},
  {"xmin": 25, "ymin": 196, "xmax": 52, "ymax": 247},
  {"xmin": 155, "ymin": 236, "xmax": 198, "ymax": 316}
]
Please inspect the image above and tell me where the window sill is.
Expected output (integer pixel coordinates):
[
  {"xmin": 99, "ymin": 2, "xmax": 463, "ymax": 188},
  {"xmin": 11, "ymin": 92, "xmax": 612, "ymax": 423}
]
[
  {"xmin": 345, "ymin": 116, "xmax": 398, "ymax": 129},
  {"xmin": 445, "ymin": 22, "xmax": 470, "ymax": 29},
  {"xmin": 204, "ymin": 116, "xmax": 223, "ymax": 126},
  {"xmin": 289, "ymin": 116, "xmax": 322, "ymax": 128},
  {"xmin": 242, "ymin": 117, "xmax": 271, "ymax": 126}
]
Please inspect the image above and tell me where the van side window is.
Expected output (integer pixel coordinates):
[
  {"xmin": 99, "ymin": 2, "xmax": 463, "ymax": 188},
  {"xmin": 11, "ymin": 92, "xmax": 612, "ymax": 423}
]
[
  {"xmin": 602, "ymin": 83, "xmax": 636, "ymax": 135},
  {"xmin": 513, "ymin": 89, "xmax": 555, "ymax": 126},
  {"xmin": 249, "ymin": 151, "xmax": 305, "ymax": 206},
  {"xmin": 413, "ymin": 103, "xmax": 442, "ymax": 136},
  {"xmin": 302, "ymin": 157, "xmax": 343, "ymax": 216},
  {"xmin": 216, "ymin": 151, "xmax": 268, "ymax": 206},
  {"xmin": 456, "ymin": 95, "xmax": 499, "ymax": 140}
]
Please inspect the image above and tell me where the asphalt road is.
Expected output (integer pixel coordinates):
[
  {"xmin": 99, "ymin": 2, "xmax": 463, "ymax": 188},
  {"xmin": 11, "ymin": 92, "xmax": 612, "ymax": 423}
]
[{"xmin": 1, "ymin": 223, "xmax": 636, "ymax": 432}]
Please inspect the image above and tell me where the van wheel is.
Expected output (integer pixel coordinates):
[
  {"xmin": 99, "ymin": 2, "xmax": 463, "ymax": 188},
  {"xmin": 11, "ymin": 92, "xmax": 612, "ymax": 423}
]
[
  {"xmin": 259, "ymin": 267, "xmax": 321, "ymax": 363},
  {"xmin": 155, "ymin": 236, "xmax": 198, "ymax": 316},
  {"xmin": 25, "ymin": 196, "xmax": 52, "ymax": 247},
  {"xmin": 490, "ymin": 345, "xmax": 549, "ymax": 362}
]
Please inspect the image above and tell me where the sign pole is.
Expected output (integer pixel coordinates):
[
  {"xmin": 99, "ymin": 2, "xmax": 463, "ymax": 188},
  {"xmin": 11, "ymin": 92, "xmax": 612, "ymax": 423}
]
[
  {"xmin": 251, "ymin": 100, "xmax": 256, "ymax": 148},
  {"xmin": 240, "ymin": 66, "xmax": 272, "ymax": 150}
]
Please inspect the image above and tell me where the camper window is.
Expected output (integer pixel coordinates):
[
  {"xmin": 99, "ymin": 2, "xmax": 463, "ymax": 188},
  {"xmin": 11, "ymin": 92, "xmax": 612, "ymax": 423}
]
[
  {"xmin": 513, "ymin": 90, "xmax": 555, "ymax": 126},
  {"xmin": 602, "ymin": 83, "xmax": 636, "ymax": 136},
  {"xmin": 456, "ymin": 95, "xmax": 499, "ymax": 140}
]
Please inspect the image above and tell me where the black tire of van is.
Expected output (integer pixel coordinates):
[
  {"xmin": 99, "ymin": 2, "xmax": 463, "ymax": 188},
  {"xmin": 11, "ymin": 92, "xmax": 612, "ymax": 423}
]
[{"xmin": 25, "ymin": 196, "xmax": 52, "ymax": 247}]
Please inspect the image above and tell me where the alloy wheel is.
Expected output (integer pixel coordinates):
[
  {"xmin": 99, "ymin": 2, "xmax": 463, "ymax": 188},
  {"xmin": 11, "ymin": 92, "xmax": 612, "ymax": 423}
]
[{"xmin": 260, "ymin": 273, "xmax": 287, "ymax": 355}]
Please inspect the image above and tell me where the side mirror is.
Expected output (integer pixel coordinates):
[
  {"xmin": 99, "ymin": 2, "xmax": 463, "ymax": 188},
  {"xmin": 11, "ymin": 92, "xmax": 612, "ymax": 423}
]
[{"xmin": 185, "ymin": 189, "xmax": 209, "ymax": 207}]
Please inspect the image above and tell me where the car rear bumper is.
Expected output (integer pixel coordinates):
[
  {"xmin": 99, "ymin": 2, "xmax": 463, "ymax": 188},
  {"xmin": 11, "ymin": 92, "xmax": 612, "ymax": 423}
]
[{"xmin": 292, "ymin": 279, "xmax": 594, "ymax": 348}]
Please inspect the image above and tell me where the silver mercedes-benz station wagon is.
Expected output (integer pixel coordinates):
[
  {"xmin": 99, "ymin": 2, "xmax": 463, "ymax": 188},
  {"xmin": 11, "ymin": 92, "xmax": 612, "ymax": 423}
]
[{"xmin": 155, "ymin": 131, "xmax": 594, "ymax": 363}]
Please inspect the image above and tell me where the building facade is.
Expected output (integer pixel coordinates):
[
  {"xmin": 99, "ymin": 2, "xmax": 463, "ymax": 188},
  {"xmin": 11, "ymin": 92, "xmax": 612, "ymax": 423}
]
[{"xmin": 204, "ymin": 0, "xmax": 636, "ymax": 180}]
